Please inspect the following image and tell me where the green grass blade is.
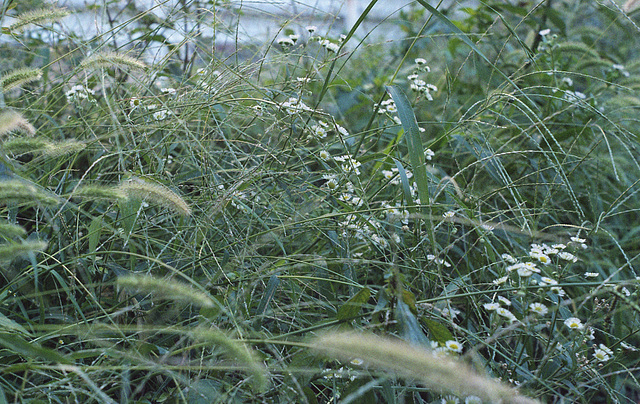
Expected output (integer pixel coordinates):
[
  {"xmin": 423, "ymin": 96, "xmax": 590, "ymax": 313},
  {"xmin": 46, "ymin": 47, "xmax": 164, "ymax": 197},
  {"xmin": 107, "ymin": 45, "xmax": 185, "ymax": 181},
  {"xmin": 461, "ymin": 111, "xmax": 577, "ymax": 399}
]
[{"xmin": 387, "ymin": 85, "xmax": 430, "ymax": 211}]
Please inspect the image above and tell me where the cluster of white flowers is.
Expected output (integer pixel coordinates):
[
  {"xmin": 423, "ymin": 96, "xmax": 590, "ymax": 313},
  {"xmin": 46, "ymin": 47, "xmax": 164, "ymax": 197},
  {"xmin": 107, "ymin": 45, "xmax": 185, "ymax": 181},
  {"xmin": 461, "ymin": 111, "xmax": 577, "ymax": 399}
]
[
  {"xmin": 381, "ymin": 202, "xmax": 409, "ymax": 224},
  {"xmin": 281, "ymin": 97, "xmax": 313, "ymax": 115},
  {"xmin": 405, "ymin": 58, "xmax": 437, "ymax": 100},
  {"xmin": 319, "ymin": 39, "xmax": 340, "ymax": 53},
  {"xmin": 381, "ymin": 166, "xmax": 412, "ymax": 185},
  {"xmin": 277, "ymin": 33, "xmax": 299, "ymax": 47},
  {"xmin": 334, "ymin": 154, "xmax": 362, "ymax": 175},
  {"xmin": 65, "ymin": 84, "xmax": 95, "ymax": 103},
  {"xmin": 376, "ymin": 99, "xmax": 397, "ymax": 114},
  {"xmin": 338, "ymin": 214, "xmax": 388, "ymax": 249}
]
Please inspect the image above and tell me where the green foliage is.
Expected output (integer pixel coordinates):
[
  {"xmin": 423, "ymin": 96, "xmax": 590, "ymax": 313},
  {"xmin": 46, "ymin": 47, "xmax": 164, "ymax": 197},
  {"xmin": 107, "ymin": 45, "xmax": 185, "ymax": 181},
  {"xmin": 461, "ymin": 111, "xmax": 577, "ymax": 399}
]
[{"xmin": 0, "ymin": 0, "xmax": 639, "ymax": 403}]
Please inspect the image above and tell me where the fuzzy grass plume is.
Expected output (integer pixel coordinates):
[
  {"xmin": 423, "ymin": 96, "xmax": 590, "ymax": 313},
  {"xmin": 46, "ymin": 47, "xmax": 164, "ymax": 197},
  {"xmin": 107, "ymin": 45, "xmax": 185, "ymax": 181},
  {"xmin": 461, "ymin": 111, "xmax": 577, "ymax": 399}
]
[
  {"xmin": 0, "ymin": 68, "xmax": 42, "ymax": 92},
  {"xmin": 3, "ymin": 137, "xmax": 86, "ymax": 157},
  {"xmin": 80, "ymin": 51, "xmax": 147, "ymax": 71},
  {"xmin": 0, "ymin": 223, "xmax": 27, "ymax": 238},
  {"xmin": 118, "ymin": 177, "xmax": 191, "ymax": 216},
  {"xmin": 117, "ymin": 275, "xmax": 214, "ymax": 308},
  {"xmin": 311, "ymin": 331, "xmax": 540, "ymax": 404},
  {"xmin": 0, "ymin": 180, "xmax": 59, "ymax": 206},
  {"xmin": 0, "ymin": 110, "xmax": 36, "ymax": 137},
  {"xmin": 73, "ymin": 185, "xmax": 126, "ymax": 202},
  {"xmin": 0, "ymin": 240, "xmax": 48, "ymax": 261},
  {"xmin": 7, "ymin": 7, "xmax": 69, "ymax": 33},
  {"xmin": 190, "ymin": 327, "xmax": 269, "ymax": 392}
]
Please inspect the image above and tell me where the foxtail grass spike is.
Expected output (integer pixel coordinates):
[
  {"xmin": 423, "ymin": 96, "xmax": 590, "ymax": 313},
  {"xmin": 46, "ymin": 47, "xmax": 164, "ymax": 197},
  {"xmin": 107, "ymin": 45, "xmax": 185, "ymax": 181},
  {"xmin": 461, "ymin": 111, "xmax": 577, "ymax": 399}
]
[
  {"xmin": 311, "ymin": 331, "xmax": 540, "ymax": 404},
  {"xmin": 190, "ymin": 327, "xmax": 269, "ymax": 392},
  {"xmin": 80, "ymin": 51, "xmax": 147, "ymax": 71},
  {"xmin": 0, "ymin": 110, "xmax": 35, "ymax": 137},
  {"xmin": 0, "ymin": 68, "xmax": 42, "ymax": 92},
  {"xmin": 118, "ymin": 177, "xmax": 191, "ymax": 216},
  {"xmin": 117, "ymin": 275, "xmax": 214, "ymax": 308},
  {"xmin": 0, "ymin": 240, "xmax": 47, "ymax": 261},
  {"xmin": 7, "ymin": 7, "xmax": 69, "ymax": 33}
]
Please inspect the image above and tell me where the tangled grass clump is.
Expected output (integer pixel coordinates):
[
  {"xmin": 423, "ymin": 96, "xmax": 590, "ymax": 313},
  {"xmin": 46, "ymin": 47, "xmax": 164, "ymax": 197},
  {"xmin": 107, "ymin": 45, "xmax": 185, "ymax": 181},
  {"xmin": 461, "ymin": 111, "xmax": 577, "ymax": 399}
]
[{"xmin": 0, "ymin": 0, "xmax": 639, "ymax": 402}]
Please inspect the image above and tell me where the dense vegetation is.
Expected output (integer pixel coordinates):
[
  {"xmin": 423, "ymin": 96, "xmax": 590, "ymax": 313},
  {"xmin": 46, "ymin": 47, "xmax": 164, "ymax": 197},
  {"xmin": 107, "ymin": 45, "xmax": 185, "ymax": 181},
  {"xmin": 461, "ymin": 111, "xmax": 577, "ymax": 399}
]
[{"xmin": 1, "ymin": 0, "xmax": 639, "ymax": 402}]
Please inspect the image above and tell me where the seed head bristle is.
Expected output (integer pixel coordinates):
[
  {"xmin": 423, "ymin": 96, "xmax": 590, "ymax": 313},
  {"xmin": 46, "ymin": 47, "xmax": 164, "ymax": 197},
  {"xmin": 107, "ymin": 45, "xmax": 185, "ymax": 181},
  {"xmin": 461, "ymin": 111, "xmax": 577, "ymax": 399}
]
[
  {"xmin": 0, "ymin": 68, "xmax": 43, "ymax": 92},
  {"xmin": 0, "ymin": 110, "xmax": 36, "ymax": 137},
  {"xmin": 80, "ymin": 51, "xmax": 147, "ymax": 71},
  {"xmin": 7, "ymin": 7, "xmax": 69, "ymax": 33},
  {"xmin": 119, "ymin": 177, "xmax": 191, "ymax": 216}
]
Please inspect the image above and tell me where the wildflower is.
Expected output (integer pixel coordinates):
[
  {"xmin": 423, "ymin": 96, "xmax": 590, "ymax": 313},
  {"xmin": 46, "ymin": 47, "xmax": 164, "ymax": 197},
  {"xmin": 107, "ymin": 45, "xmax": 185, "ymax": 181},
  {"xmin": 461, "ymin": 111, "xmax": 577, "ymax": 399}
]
[
  {"xmin": 561, "ymin": 77, "xmax": 574, "ymax": 87},
  {"xmin": 325, "ymin": 178, "xmax": 339, "ymax": 191},
  {"xmin": 443, "ymin": 211, "xmax": 455, "ymax": 218},
  {"xmin": 483, "ymin": 302, "xmax": 500, "ymax": 311},
  {"xmin": 310, "ymin": 124, "xmax": 327, "ymax": 138},
  {"xmin": 160, "ymin": 87, "xmax": 176, "ymax": 95},
  {"xmin": 277, "ymin": 37, "xmax": 295, "ymax": 46},
  {"xmin": 153, "ymin": 110, "xmax": 169, "ymax": 121},
  {"xmin": 289, "ymin": 34, "xmax": 299, "ymax": 43},
  {"xmin": 517, "ymin": 266, "xmax": 535, "ymax": 277},
  {"xmin": 320, "ymin": 39, "xmax": 340, "ymax": 53},
  {"xmin": 529, "ymin": 303, "xmax": 548, "ymax": 315},
  {"xmin": 496, "ymin": 307, "xmax": 517, "ymax": 322},
  {"xmin": 621, "ymin": 342, "xmax": 638, "ymax": 351},
  {"xmin": 319, "ymin": 150, "xmax": 330, "ymax": 161},
  {"xmin": 350, "ymin": 358, "xmax": 364, "ymax": 366},
  {"xmin": 336, "ymin": 124, "xmax": 349, "ymax": 137},
  {"xmin": 581, "ymin": 327, "xmax": 594, "ymax": 341},
  {"xmin": 558, "ymin": 252, "xmax": 577, "ymax": 262},
  {"xmin": 498, "ymin": 296, "xmax": 511, "ymax": 306},
  {"xmin": 552, "ymin": 243, "xmax": 567, "ymax": 250},
  {"xmin": 306, "ymin": 25, "xmax": 317, "ymax": 34},
  {"xmin": 441, "ymin": 395, "xmax": 460, "ymax": 404},
  {"xmin": 540, "ymin": 276, "xmax": 558, "ymax": 286},
  {"xmin": 493, "ymin": 276, "xmax": 508, "ymax": 285},
  {"xmin": 415, "ymin": 58, "xmax": 427, "ymax": 65},
  {"xmin": 445, "ymin": 340, "xmax": 463, "ymax": 353},
  {"xmin": 550, "ymin": 286, "xmax": 566, "ymax": 297},
  {"xmin": 425, "ymin": 148, "xmax": 435, "ymax": 160},
  {"xmin": 530, "ymin": 251, "xmax": 551, "ymax": 265},
  {"xmin": 564, "ymin": 317, "xmax": 584, "ymax": 330},
  {"xmin": 501, "ymin": 253, "xmax": 517, "ymax": 264},
  {"xmin": 593, "ymin": 344, "xmax": 613, "ymax": 362},
  {"xmin": 539, "ymin": 29, "xmax": 551, "ymax": 36},
  {"xmin": 584, "ymin": 272, "xmax": 599, "ymax": 278}
]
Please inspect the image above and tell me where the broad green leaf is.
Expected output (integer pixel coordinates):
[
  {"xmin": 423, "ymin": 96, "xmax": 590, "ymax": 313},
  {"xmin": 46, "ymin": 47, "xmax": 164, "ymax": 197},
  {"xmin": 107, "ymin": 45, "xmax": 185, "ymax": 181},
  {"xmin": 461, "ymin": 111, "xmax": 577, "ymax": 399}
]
[
  {"xmin": 337, "ymin": 287, "xmax": 371, "ymax": 320},
  {"xmin": 422, "ymin": 318, "xmax": 454, "ymax": 344}
]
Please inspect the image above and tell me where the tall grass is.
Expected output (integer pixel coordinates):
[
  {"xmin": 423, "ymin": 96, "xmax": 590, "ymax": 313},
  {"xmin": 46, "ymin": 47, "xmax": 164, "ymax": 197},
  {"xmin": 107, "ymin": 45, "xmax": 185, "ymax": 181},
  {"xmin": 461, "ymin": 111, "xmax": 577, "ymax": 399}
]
[{"xmin": 1, "ymin": 0, "xmax": 639, "ymax": 402}]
